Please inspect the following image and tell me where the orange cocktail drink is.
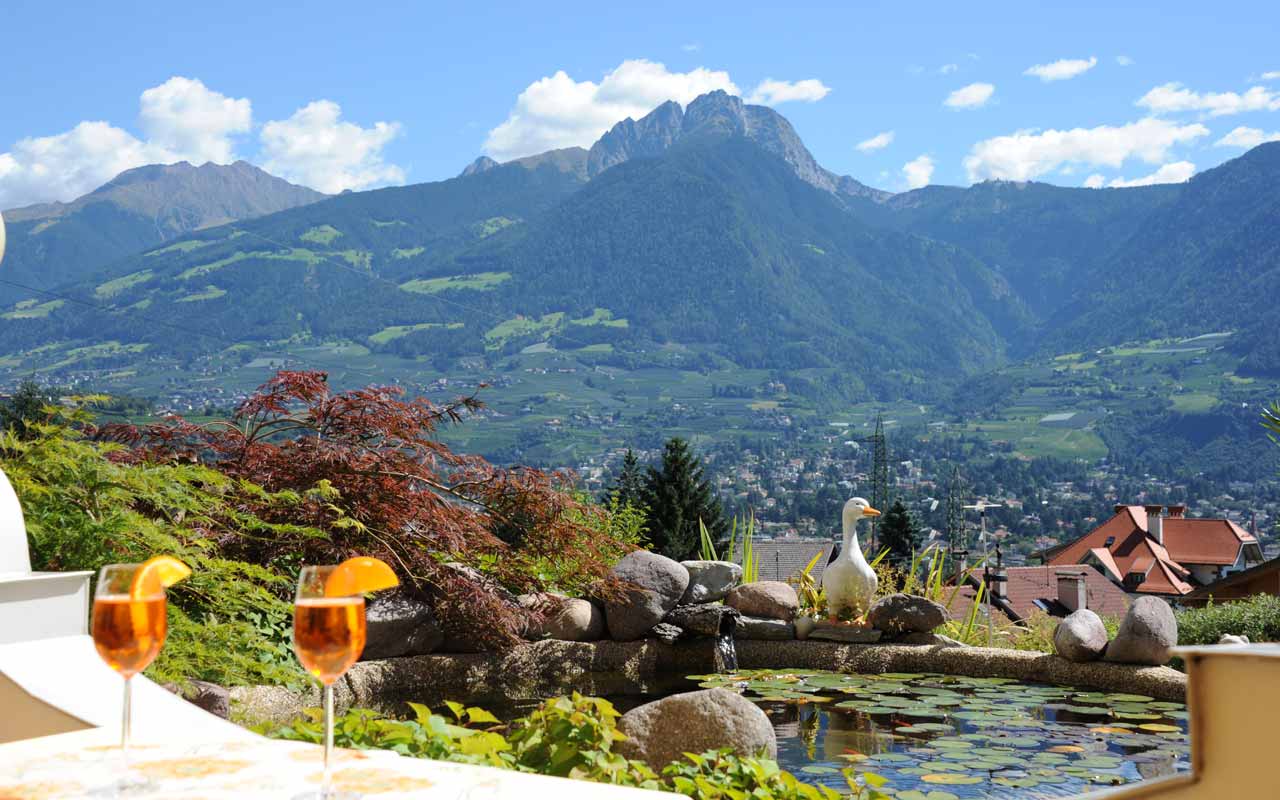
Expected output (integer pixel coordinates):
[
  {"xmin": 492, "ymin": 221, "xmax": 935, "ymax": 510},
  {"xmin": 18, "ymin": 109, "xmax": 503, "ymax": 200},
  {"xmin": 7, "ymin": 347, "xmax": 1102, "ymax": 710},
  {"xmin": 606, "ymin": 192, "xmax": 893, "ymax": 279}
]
[
  {"xmin": 92, "ymin": 594, "xmax": 167, "ymax": 676},
  {"xmin": 293, "ymin": 597, "xmax": 367, "ymax": 684}
]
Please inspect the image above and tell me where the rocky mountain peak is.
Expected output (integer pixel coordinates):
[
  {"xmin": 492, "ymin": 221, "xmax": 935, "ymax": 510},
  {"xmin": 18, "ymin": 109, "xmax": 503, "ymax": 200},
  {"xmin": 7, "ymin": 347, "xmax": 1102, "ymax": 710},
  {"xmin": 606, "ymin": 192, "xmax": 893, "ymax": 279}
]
[
  {"xmin": 584, "ymin": 91, "xmax": 890, "ymax": 202},
  {"xmin": 460, "ymin": 156, "xmax": 500, "ymax": 177}
]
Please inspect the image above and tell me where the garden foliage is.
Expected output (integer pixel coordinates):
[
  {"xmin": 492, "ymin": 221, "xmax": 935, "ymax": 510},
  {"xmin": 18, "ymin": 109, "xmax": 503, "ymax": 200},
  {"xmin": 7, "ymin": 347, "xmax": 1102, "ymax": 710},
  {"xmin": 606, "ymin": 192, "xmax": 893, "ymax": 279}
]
[{"xmin": 259, "ymin": 694, "xmax": 887, "ymax": 799}]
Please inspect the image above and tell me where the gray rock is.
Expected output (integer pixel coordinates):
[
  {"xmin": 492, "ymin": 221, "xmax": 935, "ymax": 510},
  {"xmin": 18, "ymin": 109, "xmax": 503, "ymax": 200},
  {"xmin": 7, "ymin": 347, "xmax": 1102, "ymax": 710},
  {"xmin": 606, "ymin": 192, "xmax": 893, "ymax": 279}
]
[
  {"xmin": 1218, "ymin": 634, "xmax": 1251, "ymax": 645},
  {"xmin": 794, "ymin": 615, "xmax": 817, "ymax": 640},
  {"xmin": 522, "ymin": 594, "xmax": 605, "ymax": 642},
  {"xmin": 1054, "ymin": 609, "xmax": 1109, "ymax": 663},
  {"xmin": 894, "ymin": 632, "xmax": 966, "ymax": 648},
  {"xmin": 725, "ymin": 581, "xmax": 799, "ymax": 621},
  {"xmin": 808, "ymin": 622, "xmax": 882, "ymax": 644},
  {"xmin": 362, "ymin": 589, "xmax": 443, "ymax": 660},
  {"xmin": 164, "ymin": 680, "xmax": 230, "ymax": 719},
  {"xmin": 866, "ymin": 593, "xmax": 948, "ymax": 635},
  {"xmin": 646, "ymin": 622, "xmax": 683, "ymax": 645},
  {"xmin": 617, "ymin": 688, "xmax": 776, "ymax": 770},
  {"xmin": 734, "ymin": 616, "xmax": 796, "ymax": 640},
  {"xmin": 1105, "ymin": 596, "xmax": 1178, "ymax": 666},
  {"xmin": 680, "ymin": 560, "xmax": 743, "ymax": 603},
  {"xmin": 666, "ymin": 603, "xmax": 740, "ymax": 638},
  {"xmin": 605, "ymin": 551, "xmax": 690, "ymax": 640}
]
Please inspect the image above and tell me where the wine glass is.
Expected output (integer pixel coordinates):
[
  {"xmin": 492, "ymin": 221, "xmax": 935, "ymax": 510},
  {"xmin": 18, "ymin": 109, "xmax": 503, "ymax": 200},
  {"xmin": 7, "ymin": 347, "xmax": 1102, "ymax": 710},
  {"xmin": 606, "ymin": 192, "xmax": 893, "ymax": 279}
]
[
  {"xmin": 91, "ymin": 563, "xmax": 171, "ymax": 788},
  {"xmin": 293, "ymin": 565, "xmax": 369, "ymax": 800}
]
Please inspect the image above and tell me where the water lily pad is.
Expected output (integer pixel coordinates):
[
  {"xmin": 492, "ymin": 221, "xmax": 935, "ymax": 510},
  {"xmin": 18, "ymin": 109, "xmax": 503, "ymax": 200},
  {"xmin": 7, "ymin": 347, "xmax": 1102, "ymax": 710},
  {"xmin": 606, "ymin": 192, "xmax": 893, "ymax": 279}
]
[
  {"xmin": 894, "ymin": 791, "xmax": 961, "ymax": 800},
  {"xmin": 1139, "ymin": 724, "xmax": 1182, "ymax": 733},
  {"xmin": 800, "ymin": 765, "xmax": 840, "ymax": 775},
  {"xmin": 921, "ymin": 774, "xmax": 983, "ymax": 785},
  {"xmin": 1107, "ymin": 694, "xmax": 1154, "ymax": 703}
]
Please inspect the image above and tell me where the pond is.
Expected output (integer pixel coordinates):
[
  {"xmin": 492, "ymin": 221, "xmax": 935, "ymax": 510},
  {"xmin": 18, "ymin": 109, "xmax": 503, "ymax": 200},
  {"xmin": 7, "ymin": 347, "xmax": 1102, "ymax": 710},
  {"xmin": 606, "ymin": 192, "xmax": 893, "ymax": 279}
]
[{"xmin": 689, "ymin": 669, "xmax": 1190, "ymax": 799}]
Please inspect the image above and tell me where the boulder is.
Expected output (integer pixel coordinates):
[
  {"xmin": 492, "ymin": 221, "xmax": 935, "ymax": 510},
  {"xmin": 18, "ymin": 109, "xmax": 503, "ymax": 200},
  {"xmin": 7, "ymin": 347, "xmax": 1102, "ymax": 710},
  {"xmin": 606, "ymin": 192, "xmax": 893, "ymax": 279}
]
[
  {"xmin": 605, "ymin": 551, "xmax": 690, "ymax": 640},
  {"xmin": 1105, "ymin": 596, "xmax": 1178, "ymax": 666},
  {"xmin": 646, "ymin": 622, "xmax": 683, "ymax": 645},
  {"xmin": 165, "ymin": 680, "xmax": 230, "ymax": 719},
  {"xmin": 679, "ymin": 560, "xmax": 743, "ymax": 603},
  {"xmin": 361, "ymin": 589, "xmax": 443, "ymax": 660},
  {"xmin": 734, "ymin": 616, "xmax": 795, "ymax": 640},
  {"xmin": 617, "ymin": 688, "xmax": 776, "ymax": 770},
  {"xmin": 808, "ymin": 621, "xmax": 881, "ymax": 643},
  {"xmin": 521, "ymin": 594, "xmax": 605, "ymax": 642},
  {"xmin": 1218, "ymin": 634, "xmax": 1251, "ymax": 645},
  {"xmin": 666, "ymin": 603, "xmax": 740, "ymax": 638},
  {"xmin": 725, "ymin": 581, "xmax": 799, "ymax": 621},
  {"xmin": 866, "ymin": 593, "xmax": 948, "ymax": 635},
  {"xmin": 1053, "ymin": 609, "xmax": 1109, "ymax": 663}
]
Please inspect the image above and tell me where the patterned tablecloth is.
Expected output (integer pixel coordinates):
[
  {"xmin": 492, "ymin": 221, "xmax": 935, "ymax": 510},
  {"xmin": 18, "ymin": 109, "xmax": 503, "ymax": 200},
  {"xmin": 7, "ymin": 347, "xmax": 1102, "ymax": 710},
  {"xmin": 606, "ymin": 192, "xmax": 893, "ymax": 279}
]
[{"xmin": 0, "ymin": 729, "xmax": 668, "ymax": 799}]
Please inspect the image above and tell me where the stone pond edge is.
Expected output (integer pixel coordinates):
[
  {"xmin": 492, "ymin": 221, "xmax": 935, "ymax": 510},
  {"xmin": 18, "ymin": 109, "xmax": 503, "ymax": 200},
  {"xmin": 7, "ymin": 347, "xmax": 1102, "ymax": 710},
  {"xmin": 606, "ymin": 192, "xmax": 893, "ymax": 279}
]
[{"xmin": 231, "ymin": 639, "xmax": 1187, "ymax": 725}]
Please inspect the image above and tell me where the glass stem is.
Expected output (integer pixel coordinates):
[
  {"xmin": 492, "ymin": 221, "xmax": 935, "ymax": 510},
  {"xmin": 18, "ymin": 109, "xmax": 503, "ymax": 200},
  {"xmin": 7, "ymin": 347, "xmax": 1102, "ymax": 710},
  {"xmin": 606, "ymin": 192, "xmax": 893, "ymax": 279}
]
[
  {"xmin": 323, "ymin": 682, "xmax": 334, "ymax": 797},
  {"xmin": 122, "ymin": 675, "xmax": 132, "ymax": 767}
]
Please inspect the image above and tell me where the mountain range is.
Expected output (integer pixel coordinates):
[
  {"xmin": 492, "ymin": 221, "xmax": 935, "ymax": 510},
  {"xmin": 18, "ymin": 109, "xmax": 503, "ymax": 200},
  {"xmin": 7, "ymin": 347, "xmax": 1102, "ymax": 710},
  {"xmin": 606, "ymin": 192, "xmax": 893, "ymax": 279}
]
[
  {"xmin": 0, "ymin": 160, "xmax": 324, "ymax": 304},
  {"xmin": 1, "ymin": 90, "xmax": 1278, "ymax": 405}
]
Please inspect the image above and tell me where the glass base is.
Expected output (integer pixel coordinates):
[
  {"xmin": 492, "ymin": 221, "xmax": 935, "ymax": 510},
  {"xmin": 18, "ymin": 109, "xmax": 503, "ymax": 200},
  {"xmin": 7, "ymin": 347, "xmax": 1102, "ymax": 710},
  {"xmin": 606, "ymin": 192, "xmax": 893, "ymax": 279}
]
[
  {"xmin": 87, "ymin": 772, "xmax": 151, "ymax": 797},
  {"xmin": 290, "ymin": 791, "xmax": 362, "ymax": 800}
]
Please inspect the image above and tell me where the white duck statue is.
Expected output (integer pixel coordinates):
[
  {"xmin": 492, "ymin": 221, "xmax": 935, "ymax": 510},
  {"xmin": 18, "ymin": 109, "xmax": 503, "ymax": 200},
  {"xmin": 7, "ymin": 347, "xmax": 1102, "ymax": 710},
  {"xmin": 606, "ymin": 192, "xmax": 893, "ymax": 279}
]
[{"xmin": 822, "ymin": 497, "xmax": 881, "ymax": 621}]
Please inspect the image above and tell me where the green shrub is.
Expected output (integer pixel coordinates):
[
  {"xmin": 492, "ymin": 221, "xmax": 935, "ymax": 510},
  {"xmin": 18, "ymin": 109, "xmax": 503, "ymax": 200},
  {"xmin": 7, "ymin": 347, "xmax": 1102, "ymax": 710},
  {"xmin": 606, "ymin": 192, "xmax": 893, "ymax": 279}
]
[
  {"xmin": 258, "ymin": 694, "xmax": 891, "ymax": 799},
  {"xmin": 1176, "ymin": 595, "xmax": 1280, "ymax": 645}
]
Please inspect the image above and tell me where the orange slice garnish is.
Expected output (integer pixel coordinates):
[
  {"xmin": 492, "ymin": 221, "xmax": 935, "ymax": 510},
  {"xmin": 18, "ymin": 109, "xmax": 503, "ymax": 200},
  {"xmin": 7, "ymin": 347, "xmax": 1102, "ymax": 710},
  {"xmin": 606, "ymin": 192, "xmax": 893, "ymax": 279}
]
[
  {"xmin": 129, "ymin": 556, "xmax": 192, "ymax": 599},
  {"xmin": 323, "ymin": 557, "xmax": 399, "ymax": 597}
]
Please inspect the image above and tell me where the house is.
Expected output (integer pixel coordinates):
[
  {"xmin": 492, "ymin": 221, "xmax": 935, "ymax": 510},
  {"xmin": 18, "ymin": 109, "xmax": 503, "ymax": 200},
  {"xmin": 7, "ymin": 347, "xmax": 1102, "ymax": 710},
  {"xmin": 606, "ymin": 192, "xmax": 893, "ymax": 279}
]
[
  {"xmin": 946, "ymin": 564, "xmax": 1130, "ymax": 624},
  {"xmin": 1039, "ymin": 504, "xmax": 1263, "ymax": 597},
  {"xmin": 1181, "ymin": 556, "xmax": 1280, "ymax": 607},
  {"xmin": 735, "ymin": 538, "xmax": 835, "ymax": 583}
]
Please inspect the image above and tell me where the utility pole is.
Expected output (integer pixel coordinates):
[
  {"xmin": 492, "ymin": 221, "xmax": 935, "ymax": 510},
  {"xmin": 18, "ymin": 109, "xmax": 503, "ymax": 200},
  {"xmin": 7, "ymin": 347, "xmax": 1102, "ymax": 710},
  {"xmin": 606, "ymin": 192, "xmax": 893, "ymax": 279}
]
[
  {"xmin": 945, "ymin": 466, "xmax": 968, "ymax": 580},
  {"xmin": 964, "ymin": 500, "xmax": 1004, "ymax": 647},
  {"xmin": 858, "ymin": 414, "xmax": 890, "ymax": 554}
]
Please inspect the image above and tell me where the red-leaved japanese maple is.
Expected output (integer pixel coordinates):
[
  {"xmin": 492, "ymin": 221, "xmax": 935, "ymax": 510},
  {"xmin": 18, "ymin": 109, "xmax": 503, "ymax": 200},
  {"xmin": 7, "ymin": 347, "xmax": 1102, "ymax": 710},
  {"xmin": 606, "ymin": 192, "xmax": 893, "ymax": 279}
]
[{"xmin": 100, "ymin": 370, "xmax": 629, "ymax": 647}]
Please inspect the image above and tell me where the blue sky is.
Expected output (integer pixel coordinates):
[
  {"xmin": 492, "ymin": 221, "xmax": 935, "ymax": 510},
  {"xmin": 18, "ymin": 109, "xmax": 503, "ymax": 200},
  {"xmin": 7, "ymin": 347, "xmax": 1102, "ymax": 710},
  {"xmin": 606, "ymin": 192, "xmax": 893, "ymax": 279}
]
[{"xmin": 2, "ymin": 0, "xmax": 1279, "ymax": 207}]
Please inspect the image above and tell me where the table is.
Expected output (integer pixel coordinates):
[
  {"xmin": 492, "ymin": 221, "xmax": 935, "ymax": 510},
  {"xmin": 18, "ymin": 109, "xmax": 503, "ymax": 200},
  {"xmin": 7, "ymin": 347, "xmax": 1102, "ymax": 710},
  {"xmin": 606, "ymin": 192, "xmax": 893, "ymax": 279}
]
[{"xmin": 0, "ymin": 727, "xmax": 670, "ymax": 798}]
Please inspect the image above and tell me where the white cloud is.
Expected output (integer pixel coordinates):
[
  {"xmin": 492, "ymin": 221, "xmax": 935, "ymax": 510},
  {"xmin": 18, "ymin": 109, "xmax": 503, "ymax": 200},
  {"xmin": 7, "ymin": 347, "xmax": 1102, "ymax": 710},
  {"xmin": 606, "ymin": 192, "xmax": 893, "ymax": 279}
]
[
  {"xmin": 747, "ymin": 78, "xmax": 831, "ymax": 105},
  {"xmin": 939, "ymin": 63, "xmax": 958, "ymax": 75},
  {"xmin": 963, "ymin": 118, "xmax": 1209, "ymax": 182},
  {"xmin": 1260, "ymin": 71, "xmax": 1280, "ymax": 81},
  {"xmin": 682, "ymin": 43, "xmax": 701, "ymax": 52},
  {"xmin": 1024, "ymin": 56, "xmax": 1098, "ymax": 82},
  {"xmin": 1108, "ymin": 161, "xmax": 1196, "ymax": 187},
  {"xmin": 945, "ymin": 82, "xmax": 995, "ymax": 109},
  {"xmin": 856, "ymin": 131, "xmax": 895, "ymax": 153},
  {"xmin": 1116, "ymin": 55, "xmax": 1135, "ymax": 67},
  {"xmin": 1137, "ymin": 82, "xmax": 1280, "ymax": 117},
  {"xmin": 483, "ymin": 59, "xmax": 740, "ymax": 161},
  {"xmin": 260, "ymin": 101, "xmax": 403, "ymax": 193},
  {"xmin": 902, "ymin": 154, "xmax": 934, "ymax": 189},
  {"xmin": 0, "ymin": 76, "xmax": 253, "ymax": 209},
  {"xmin": 1083, "ymin": 174, "xmax": 1106, "ymax": 188},
  {"xmin": 1215, "ymin": 125, "xmax": 1280, "ymax": 148},
  {"xmin": 138, "ymin": 77, "xmax": 251, "ymax": 164}
]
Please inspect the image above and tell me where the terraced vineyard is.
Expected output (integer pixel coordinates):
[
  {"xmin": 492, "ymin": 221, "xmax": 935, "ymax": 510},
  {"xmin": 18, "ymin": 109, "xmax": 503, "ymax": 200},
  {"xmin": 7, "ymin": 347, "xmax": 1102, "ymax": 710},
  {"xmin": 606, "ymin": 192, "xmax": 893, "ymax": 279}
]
[{"xmin": 691, "ymin": 669, "xmax": 1189, "ymax": 798}]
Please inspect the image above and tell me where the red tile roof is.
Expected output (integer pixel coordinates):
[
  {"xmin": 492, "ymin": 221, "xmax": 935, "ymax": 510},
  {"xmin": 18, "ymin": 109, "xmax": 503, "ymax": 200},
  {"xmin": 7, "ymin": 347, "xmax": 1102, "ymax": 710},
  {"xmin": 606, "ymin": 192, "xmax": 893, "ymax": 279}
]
[
  {"xmin": 1044, "ymin": 505, "xmax": 1255, "ymax": 596},
  {"xmin": 944, "ymin": 565, "xmax": 1131, "ymax": 623}
]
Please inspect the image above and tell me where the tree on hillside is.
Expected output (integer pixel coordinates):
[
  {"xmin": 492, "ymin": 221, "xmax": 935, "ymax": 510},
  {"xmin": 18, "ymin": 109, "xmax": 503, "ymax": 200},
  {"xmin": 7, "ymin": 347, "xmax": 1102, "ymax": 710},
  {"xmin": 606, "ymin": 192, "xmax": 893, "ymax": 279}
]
[
  {"xmin": 878, "ymin": 499, "xmax": 921, "ymax": 565},
  {"xmin": 604, "ymin": 449, "xmax": 646, "ymax": 509},
  {"xmin": 643, "ymin": 437, "xmax": 728, "ymax": 561},
  {"xmin": 0, "ymin": 380, "xmax": 56, "ymax": 440}
]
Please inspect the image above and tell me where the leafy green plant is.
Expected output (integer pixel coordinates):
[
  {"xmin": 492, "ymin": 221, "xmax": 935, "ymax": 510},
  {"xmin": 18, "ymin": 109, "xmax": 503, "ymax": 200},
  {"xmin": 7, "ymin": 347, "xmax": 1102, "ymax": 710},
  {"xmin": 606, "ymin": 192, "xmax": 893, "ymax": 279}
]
[
  {"xmin": 1176, "ymin": 595, "xmax": 1280, "ymax": 646},
  {"xmin": 793, "ymin": 551, "xmax": 826, "ymax": 616},
  {"xmin": 257, "ymin": 695, "xmax": 885, "ymax": 799}
]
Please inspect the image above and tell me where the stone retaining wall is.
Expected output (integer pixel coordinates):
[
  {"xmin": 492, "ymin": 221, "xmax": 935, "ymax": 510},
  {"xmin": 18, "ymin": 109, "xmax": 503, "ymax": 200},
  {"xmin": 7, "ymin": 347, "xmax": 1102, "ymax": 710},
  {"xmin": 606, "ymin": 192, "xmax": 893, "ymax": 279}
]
[{"xmin": 232, "ymin": 639, "xmax": 1186, "ymax": 725}]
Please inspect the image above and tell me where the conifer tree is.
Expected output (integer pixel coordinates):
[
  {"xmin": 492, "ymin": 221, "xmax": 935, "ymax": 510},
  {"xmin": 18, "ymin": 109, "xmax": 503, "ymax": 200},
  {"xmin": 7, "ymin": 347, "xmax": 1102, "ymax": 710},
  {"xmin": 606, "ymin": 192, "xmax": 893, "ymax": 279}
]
[
  {"xmin": 604, "ymin": 449, "xmax": 646, "ymax": 510},
  {"xmin": 878, "ymin": 499, "xmax": 921, "ymax": 565},
  {"xmin": 643, "ymin": 437, "xmax": 728, "ymax": 560}
]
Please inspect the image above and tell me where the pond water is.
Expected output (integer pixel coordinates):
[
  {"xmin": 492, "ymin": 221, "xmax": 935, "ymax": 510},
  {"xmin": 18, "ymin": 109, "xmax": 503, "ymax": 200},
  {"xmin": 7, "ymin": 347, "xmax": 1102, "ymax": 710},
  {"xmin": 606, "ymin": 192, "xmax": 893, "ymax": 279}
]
[{"xmin": 689, "ymin": 669, "xmax": 1191, "ymax": 799}]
